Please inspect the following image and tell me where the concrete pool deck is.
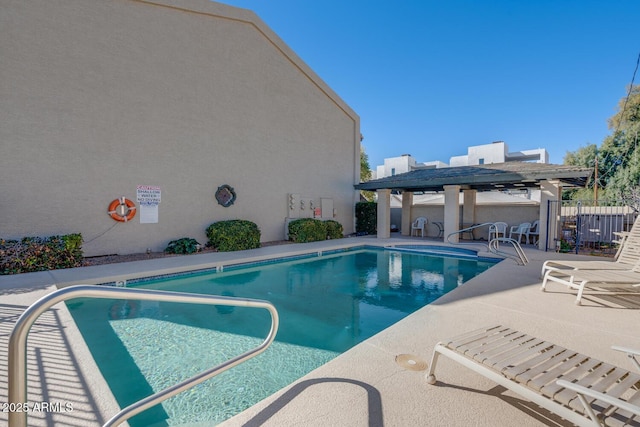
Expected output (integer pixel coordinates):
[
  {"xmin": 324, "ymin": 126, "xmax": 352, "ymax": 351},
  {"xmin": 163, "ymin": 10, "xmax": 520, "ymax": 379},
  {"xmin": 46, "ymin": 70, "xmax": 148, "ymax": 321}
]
[{"xmin": 1, "ymin": 236, "xmax": 639, "ymax": 426}]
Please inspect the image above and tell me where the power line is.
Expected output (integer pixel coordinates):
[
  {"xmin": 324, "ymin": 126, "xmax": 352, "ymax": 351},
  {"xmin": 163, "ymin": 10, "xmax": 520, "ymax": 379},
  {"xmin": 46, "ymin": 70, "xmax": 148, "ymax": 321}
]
[{"xmin": 592, "ymin": 51, "xmax": 640, "ymax": 189}]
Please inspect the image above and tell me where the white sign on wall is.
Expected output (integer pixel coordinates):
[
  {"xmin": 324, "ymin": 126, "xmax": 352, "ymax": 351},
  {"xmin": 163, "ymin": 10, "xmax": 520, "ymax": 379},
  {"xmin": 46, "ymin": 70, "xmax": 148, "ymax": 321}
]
[
  {"xmin": 137, "ymin": 185, "xmax": 161, "ymax": 223},
  {"xmin": 137, "ymin": 185, "xmax": 161, "ymax": 204}
]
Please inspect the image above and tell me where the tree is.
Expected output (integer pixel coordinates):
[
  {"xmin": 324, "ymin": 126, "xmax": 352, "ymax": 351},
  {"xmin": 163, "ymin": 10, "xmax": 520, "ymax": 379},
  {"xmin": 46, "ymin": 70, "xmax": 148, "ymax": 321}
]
[
  {"xmin": 563, "ymin": 144, "xmax": 598, "ymax": 200},
  {"xmin": 360, "ymin": 146, "xmax": 372, "ymax": 182},
  {"xmin": 563, "ymin": 144, "xmax": 597, "ymax": 168},
  {"xmin": 599, "ymin": 85, "xmax": 640, "ymax": 200},
  {"xmin": 563, "ymin": 85, "xmax": 640, "ymax": 202},
  {"xmin": 360, "ymin": 146, "xmax": 375, "ymax": 201}
]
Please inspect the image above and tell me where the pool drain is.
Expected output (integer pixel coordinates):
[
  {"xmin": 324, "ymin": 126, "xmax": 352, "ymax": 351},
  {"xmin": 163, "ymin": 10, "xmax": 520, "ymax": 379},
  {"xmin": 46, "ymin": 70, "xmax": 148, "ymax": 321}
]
[{"xmin": 395, "ymin": 354, "xmax": 427, "ymax": 371}]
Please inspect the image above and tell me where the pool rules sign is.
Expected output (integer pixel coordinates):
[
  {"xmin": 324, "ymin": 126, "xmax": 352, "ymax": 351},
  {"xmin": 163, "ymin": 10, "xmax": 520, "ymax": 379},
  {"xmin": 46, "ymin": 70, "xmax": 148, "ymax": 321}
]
[{"xmin": 137, "ymin": 185, "xmax": 161, "ymax": 223}]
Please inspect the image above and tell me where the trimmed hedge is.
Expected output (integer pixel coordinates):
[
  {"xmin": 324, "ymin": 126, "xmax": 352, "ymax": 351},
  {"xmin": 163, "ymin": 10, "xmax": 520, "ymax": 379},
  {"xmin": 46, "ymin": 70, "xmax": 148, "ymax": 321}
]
[
  {"xmin": 288, "ymin": 218, "xmax": 325, "ymax": 243},
  {"xmin": 206, "ymin": 220, "xmax": 261, "ymax": 252},
  {"xmin": 288, "ymin": 218, "xmax": 344, "ymax": 243},
  {"xmin": 355, "ymin": 202, "xmax": 377, "ymax": 234},
  {"xmin": 325, "ymin": 220, "xmax": 344, "ymax": 240},
  {"xmin": 1, "ymin": 234, "xmax": 84, "ymax": 275}
]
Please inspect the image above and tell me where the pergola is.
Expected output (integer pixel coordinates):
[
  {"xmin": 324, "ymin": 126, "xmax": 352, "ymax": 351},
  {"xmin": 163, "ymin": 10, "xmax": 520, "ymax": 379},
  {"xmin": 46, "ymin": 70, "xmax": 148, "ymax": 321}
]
[{"xmin": 355, "ymin": 162, "xmax": 592, "ymax": 250}]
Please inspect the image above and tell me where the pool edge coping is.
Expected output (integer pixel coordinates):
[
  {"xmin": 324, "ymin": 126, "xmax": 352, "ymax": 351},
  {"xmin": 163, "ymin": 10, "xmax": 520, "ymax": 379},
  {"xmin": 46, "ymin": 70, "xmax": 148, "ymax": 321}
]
[{"xmin": 0, "ymin": 237, "xmax": 499, "ymax": 291}]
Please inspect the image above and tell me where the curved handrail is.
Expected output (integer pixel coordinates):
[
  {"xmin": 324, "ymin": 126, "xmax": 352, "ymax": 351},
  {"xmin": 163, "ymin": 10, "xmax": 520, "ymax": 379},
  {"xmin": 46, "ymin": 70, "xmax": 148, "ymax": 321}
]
[
  {"xmin": 8, "ymin": 285, "xmax": 279, "ymax": 427},
  {"xmin": 446, "ymin": 222, "xmax": 494, "ymax": 245},
  {"xmin": 445, "ymin": 222, "xmax": 528, "ymax": 265},
  {"xmin": 488, "ymin": 237, "xmax": 529, "ymax": 265}
]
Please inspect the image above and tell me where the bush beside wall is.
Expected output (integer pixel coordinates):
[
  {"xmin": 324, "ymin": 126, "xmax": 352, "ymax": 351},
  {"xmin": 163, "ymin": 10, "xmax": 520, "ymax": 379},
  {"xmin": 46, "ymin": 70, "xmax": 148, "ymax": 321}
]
[
  {"xmin": 355, "ymin": 202, "xmax": 377, "ymax": 234},
  {"xmin": 164, "ymin": 238, "xmax": 201, "ymax": 254},
  {"xmin": 288, "ymin": 218, "xmax": 326, "ymax": 243},
  {"xmin": 325, "ymin": 220, "xmax": 344, "ymax": 239},
  {"xmin": 206, "ymin": 220, "xmax": 261, "ymax": 252},
  {"xmin": 288, "ymin": 218, "xmax": 344, "ymax": 243},
  {"xmin": 0, "ymin": 234, "xmax": 84, "ymax": 275}
]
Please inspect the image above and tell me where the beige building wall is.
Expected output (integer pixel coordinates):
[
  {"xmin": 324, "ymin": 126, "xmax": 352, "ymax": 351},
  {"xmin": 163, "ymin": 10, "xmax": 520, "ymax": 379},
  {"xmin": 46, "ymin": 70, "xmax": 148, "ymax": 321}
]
[{"xmin": 1, "ymin": 0, "xmax": 360, "ymax": 256}]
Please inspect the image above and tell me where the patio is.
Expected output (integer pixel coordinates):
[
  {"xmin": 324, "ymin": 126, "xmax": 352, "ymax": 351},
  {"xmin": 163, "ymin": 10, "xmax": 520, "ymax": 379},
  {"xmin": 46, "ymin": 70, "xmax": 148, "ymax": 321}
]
[
  {"xmin": 1, "ymin": 236, "xmax": 638, "ymax": 426},
  {"xmin": 355, "ymin": 162, "xmax": 593, "ymax": 252}
]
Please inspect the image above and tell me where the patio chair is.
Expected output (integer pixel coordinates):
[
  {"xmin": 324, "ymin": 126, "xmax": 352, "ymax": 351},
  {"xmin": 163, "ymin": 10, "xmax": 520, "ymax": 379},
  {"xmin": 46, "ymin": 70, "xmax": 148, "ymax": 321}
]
[
  {"xmin": 509, "ymin": 222, "xmax": 531, "ymax": 244},
  {"xmin": 488, "ymin": 222, "xmax": 508, "ymax": 241},
  {"xmin": 427, "ymin": 325, "xmax": 640, "ymax": 427},
  {"xmin": 432, "ymin": 221, "xmax": 444, "ymax": 238},
  {"xmin": 526, "ymin": 220, "xmax": 539, "ymax": 244},
  {"xmin": 540, "ymin": 216, "xmax": 640, "ymax": 278},
  {"xmin": 411, "ymin": 217, "xmax": 428, "ymax": 237},
  {"xmin": 541, "ymin": 262, "xmax": 640, "ymax": 305}
]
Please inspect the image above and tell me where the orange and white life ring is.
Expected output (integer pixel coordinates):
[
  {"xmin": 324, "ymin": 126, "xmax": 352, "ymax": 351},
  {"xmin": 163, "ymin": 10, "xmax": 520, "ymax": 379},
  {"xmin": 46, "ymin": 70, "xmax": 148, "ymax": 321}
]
[{"xmin": 108, "ymin": 197, "xmax": 136, "ymax": 222}]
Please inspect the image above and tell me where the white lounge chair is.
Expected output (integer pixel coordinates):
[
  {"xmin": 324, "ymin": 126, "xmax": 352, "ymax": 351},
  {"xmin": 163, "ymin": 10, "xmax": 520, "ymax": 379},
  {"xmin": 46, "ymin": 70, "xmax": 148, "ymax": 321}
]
[
  {"xmin": 541, "ymin": 265, "xmax": 640, "ymax": 305},
  {"xmin": 427, "ymin": 325, "xmax": 640, "ymax": 427},
  {"xmin": 411, "ymin": 217, "xmax": 428, "ymax": 237},
  {"xmin": 541, "ymin": 217, "xmax": 640, "ymax": 278},
  {"xmin": 614, "ymin": 231, "xmax": 631, "ymax": 261}
]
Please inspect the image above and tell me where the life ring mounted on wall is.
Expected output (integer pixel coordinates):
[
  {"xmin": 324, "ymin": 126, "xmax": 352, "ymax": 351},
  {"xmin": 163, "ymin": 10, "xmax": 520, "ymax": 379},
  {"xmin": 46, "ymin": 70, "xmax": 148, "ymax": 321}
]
[{"xmin": 108, "ymin": 197, "xmax": 137, "ymax": 222}]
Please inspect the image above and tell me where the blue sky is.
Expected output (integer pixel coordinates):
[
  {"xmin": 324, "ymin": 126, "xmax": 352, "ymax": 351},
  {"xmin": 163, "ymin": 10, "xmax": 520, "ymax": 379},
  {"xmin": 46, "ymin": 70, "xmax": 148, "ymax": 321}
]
[{"xmin": 218, "ymin": 0, "xmax": 639, "ymax": 167}]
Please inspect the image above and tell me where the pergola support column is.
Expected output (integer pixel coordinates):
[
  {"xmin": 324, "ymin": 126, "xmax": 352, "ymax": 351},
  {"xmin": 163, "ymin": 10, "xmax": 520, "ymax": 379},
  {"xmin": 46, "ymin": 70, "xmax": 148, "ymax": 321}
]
[
  {"xmin": 462, "ymin": 189, "xmax": 476, "ymax": 227},
  {"xmin": 401, "ymin": 191, "xmax": 413, "ymax": 236},
  {"xmin": 444, "ymin": 185, "xmax": 461, "ymax": 243},
  {"xmin": 376, "ymin": 189, "xmax": 391, "ymax": 239},
  {"xmin": 539, "ymin": 180, "xmax": 561, "ymax": 250}
]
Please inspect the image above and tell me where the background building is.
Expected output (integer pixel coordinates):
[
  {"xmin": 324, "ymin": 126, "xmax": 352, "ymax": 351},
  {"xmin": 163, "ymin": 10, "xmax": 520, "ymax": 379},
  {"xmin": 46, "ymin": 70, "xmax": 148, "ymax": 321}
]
[
  {"xmin": 449, "ymin": 141, "xmax": 549, "ymax": 167},
  {"xmin": 374, "ymin": 141, "xmax": 549, "ymax": 178},
  {"xmin": 1, "ymin": 0, "xmax": 360, "ymax": 256}
]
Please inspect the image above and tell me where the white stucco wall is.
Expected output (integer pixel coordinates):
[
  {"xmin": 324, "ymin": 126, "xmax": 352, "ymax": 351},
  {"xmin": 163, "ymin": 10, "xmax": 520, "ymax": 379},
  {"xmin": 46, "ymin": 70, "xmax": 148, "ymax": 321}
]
[
  {"xmin": 468, "ymin": 142, "xmax": 507, "ymax": 165},
  {"xmin": 448, "ymin": 155, "xmax": 469, "ymax": 167},
  {"xmin": 387, "ymin": 155, "xmax": 416, "ymax": 175},
  {"xmin": 1, "ymin": 0, "xmax": 360, "ymax": 256},
  {"xmin": 395, "ymin": 205, "xmax": 539, "ymax": 239}
]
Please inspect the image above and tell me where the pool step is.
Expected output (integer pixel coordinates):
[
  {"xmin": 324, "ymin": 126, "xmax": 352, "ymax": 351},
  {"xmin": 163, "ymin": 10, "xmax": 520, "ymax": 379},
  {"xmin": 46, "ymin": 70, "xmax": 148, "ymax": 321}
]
[{"xmin": 389, "ymin": 245, "xmax": 479, "ymax": 259}]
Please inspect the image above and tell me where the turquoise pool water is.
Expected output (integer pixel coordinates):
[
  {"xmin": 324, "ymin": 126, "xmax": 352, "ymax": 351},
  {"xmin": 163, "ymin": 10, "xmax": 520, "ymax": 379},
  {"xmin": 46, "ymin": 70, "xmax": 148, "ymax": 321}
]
[{"xmin": 67, "ymin": 247, "xmax": 497, "ymax": 426}]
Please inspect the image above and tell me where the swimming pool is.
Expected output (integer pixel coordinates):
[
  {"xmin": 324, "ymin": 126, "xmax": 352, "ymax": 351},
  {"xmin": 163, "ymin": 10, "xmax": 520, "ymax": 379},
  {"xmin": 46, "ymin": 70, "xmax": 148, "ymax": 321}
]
[{"xmin": 66, "ymin": 247, "xmax": 497, "ymax": 425}]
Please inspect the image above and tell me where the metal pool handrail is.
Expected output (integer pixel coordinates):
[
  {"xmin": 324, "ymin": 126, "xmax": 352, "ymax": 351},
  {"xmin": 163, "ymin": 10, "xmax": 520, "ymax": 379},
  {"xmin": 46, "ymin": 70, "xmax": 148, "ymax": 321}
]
[
  {"xmin": 8, "ymin": 285, "xmax": 279, "ymax": 427},
  {"xmin": 446, "ymin": 222, "xmax": 495, "ymax": 245},
  {"xmin": 446, "ymin": 222, "xmax": 528, "ymax": 265},
  {"xmin": 488, "ymin": 237, "xmax": 529, "ymax": 265}
]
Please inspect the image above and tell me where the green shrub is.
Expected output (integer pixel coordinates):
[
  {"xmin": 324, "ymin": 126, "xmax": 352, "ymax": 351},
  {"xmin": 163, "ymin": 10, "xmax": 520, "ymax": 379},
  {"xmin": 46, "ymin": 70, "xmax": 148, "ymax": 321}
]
[
  {"xmin": 165, "ymin": 238, "xmax": 200, "ymax": 254},
  {"xmin": 288, "ymin": 218, "xmax": 327, "ymax": 243},
  {"xmin": 559, "ymin": 239, "xmax": 572, "ymax": 253},
  {"xmin": 206, "ymin": 220, "xmax": 261, "ymax": 252},
  {"xmin": 1, "ymin": 234, "xmax": 84, "ymax": 275},
  {"xmin": 62, "ymin": 233, "xmax": 83, "ymax": 252},
  {"xmin": 355, "ymin": 202, "xmax": 377, "ymax": 234},
  {"xmin": 325, "ymin": 220, "xmax": 344, "ymax": 239}
]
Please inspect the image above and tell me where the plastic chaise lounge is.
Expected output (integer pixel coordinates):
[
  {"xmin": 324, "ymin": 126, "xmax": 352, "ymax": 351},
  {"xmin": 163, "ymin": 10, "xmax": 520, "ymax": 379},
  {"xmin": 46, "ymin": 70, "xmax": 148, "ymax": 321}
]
[
  {"xmin": 427, "ymin": 325, "xmax": 640, "ymax": 426},
  {"xmin": 541, "ymin": 217, "xmax": 640, "ymax": 278},
  {"xmin": 541, "ymin": 266, "xmax": 640, "ymax": 305}
]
